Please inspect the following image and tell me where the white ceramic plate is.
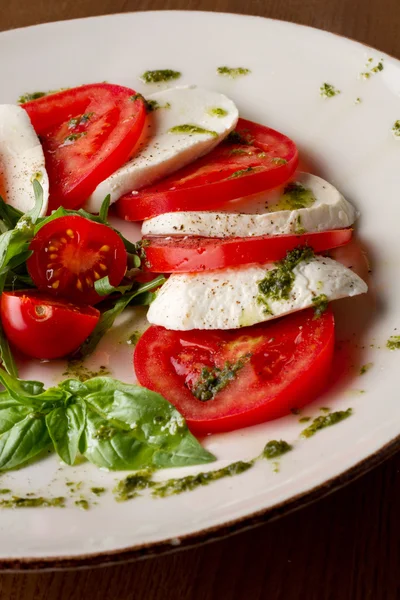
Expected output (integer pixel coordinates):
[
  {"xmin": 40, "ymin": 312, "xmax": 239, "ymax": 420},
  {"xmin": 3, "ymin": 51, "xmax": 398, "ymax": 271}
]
[{"xmin": 0, "ymin": 10, "xmax": 399, "ymax": 569}]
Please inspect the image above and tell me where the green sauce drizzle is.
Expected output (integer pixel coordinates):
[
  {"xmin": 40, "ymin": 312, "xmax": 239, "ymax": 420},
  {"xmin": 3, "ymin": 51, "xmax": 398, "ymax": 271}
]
[
  {"xmin": 75, "ymin": 499, "xmax": 89, "ymax": 510},
  {"xmin": 191, "ymin": 356, "xmax": 250, "ymax": 402},
  {"xmin": 217, "ymin": 66, "xmax": 251, "ymax": 78},
  {"xmin": 91, "ymin": 487, "xmax": 106, "ymax": 496},
  {"xmin": 68, "ymin": 113, "xmax": 93, "ymax": 129},
  {"xmin": 320, "ymin": 83, "xmax": 341, "ymax": 98},
  {"xmin": 270, "ymin": 182, "xmax": 315, "ymax": 212},
  {"xmin": 208, "ymin": 107, "xmax": 228, "ymax": 117},
  {"xmin": 392, "ymin": 122, "xmax": 400, "ymax": 138},
  {"xmin": 114, "ymin": 470, "xmax": 155, "ymax": 502},
  {"xmin": 361, "ymin": 59, "xmax": 384, "ymax": 79},
  {"xmin": 271, "ymin": 157, "xmax": 288, "ymax": 165},
  {"xmin": 168, "ymin": 124, "xmax": 218, "ymax": 137},
  {"xmin": 126, "ymin": 331, "xmax": 142, "ymax": 346},
  {"xmin": 141, "ymin": 70, "xmax": 181, "ymax": 84},
  {"xmin": 312, "ymin": 294, "xmax": 329, "ymax": 318},
  {"xmin": 263, "ymin": 440, "xmax": 293, "ymax": 459},
  {"xmin": 229, "ymin": 166, "xmax": 255, "ymax": 178},
  {"xmin": 301, "ymin": 409, "xmax": 352, "ymax": 438},
  {"xmin": 0, "ymin": 496, "xmax": 65, "ymax": 508},
  {"xmin": 257, "ymin": 246, "xmax": 315, "ymax": 312},
  {"xmin": 226, "ymin": 130, "xmax": 251, "ymax": 145},
  {"xmin": 360, "ymin": 362, "xmax": 373, "ymax": 375},
  {"xmin": 17, "ymin": 88, "xmax": 68, "ymax": 104},
  {"xmin": 387, "ymin": 335, "xmax": 400, "ymax": 349},
  {"xmin": 62, "ymin": 361, "xmax": 110, "ymax": 382}
]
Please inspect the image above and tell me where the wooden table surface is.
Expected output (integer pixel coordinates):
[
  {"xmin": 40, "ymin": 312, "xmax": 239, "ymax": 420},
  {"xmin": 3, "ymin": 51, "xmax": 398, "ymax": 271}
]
[{"xmin": 0, "ymin": 0, "xmax": 399, "ymax": 598}]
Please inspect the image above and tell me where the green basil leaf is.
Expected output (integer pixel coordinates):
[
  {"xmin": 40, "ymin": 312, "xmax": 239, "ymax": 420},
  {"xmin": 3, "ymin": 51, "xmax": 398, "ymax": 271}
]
[
  {"xmin": 0, "ymin": 325, "xmax": 18, "ymax": 377},
  {"xmin": 46, "ymin": 400, "xmax": 86, "ymax": 465},
  {"xmin": 78, "ymin": 275, "xmax": 165, "ymax": 357},
  {"xmin": 0, "ymin": 412, "xmax": 50, "ymax": 471},
  {"xmin": 94, "ymin": 276, "xmax": 133, "ymax": 297},
  {"xmin": 99, "ymin": 194, "xmax": 111, "ymax": 223},
  {"xmin": 0, "ymin": 369, "xmax": 66, "ymax": 408},
  {"xmin": 79, "ymin": 377, "xmax": 215, "ymax": 470},
  {"xmin": 0, "ymin": 393, "xmax": 32, "ymax": 434}
]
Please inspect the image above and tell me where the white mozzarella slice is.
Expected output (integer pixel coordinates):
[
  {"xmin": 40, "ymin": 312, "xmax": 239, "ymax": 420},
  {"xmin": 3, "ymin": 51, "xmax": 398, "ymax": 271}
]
[
  {"xmin": 85, "ymin": 86, "xmax": 238, "ymax": 212},
  {"xmin": 142, "ymin": 173, "xmax": 357, "ymax": 238},
  {"xmin": 0, "ymin": 105, "xmax": 49, "ymax": 215},
  {"xmin": 147, "ymin": 256, "xmax": 367, "ymax": 330}
]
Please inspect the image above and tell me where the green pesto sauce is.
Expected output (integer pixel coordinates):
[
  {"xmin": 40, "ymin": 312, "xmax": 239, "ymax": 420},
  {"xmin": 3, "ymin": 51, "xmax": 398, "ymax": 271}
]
[
  {"xmin": 257, "ymin": 246, "xmax": 315, "ymax": 312},
  {"xmin": 146, "ymin": 99, "xmax": 171, "ymax": 112},
  {"xmin": 301, "ymin": 408, "xmax": 352, "ymax": 438},
  {"xmin": 168, "ymin": 124, "xmax": 218, "ymax": 137},
  {"xmin": 360, "ymin": 362, "xmax": 373, "ymax": 375},
  {"xmin": 320, "ymin": 83, "xmax": 341, "ymax": 98},
  {"xmin": 299, "ymin": 417, "xmax": 311, "ymax": 423},
  {"xmin": 94, "ymin": 425, "xmax": 118, "ymax": 441},
  {"xmin": 62, "ymin": 361, "xmax": 110, "ymax": 382},
  {"xmin": 320, "ymin": 407, "xmax": 331, "ymax": 413},
  {"xmin": 152, "ymin": 461, "xmax": 254, "ymax": 498},
  {"xmin": 126, "ymin": 331, "xmax": 142, "ymax": 346},
  {"xmin": 191, "ymin": 356, "xmax": 249, "ymax": 402},
  {"xmin": 141, "ymin": 69, "xmax": 181, "ymax": 84},
  {"xmin": 62, "ymin": 132, "xmax": 87, "ymax": 146},
  {"xmin": 392, "ymin": 122, "xmax": 400, "ymax": 138},
  {"xmin": 226, "ymin": 130, "xmax": 251, "ymax": 145},
  {"xmin": 263, "ymin": 440, "xmax": 292, "ymax": 460},
  {"xmin": 271, "ymin": 157, "xmax": 288, "ymax": 165},
  {"xmin": 0, "ymin": 488, "xmax": 11, "ymax": 494},
  {"xmin": 361, "ymin": 59, "xmax": 384, "ymax": 79},
  {"xmin": 295, "ymin": 215, "xmax": 306, "ymax": 235},
  {"xmin": 387, "ymin": 335, "xmax": 400, "ymax": 349},
  {"xmin": 68, "ymin": 113, "xmax": 94, "ymax": 129},
  {"xmin": 91, "ymin": 487, "xmax": 106, "ymax": 496},
  {"xmin": 217, "ymin": 66, "xmax": 251, "ymax": 78},
  {"xmin": 114, "ymin": 470, "xmax": 154, "ymax": 502},
  {"xmin": 229, "ymin": 167, "xmax": 255, "ymax": 179},
  {"xmin": 0, "ymin": 496, "xmax": 65, "ymax": 508},
  {"xmin": 17, "ymin": 87, "xmax": 68, "ymax": 104},
  {"xmin": 75, "ymin": 499, "xmax": 89, "ymax": 510},
  {"xmin": 208, "ymin": 107, "xmax": 228, "ymax": 117},
  {"xmin": 355, "ymin": 97, "xmax": 362, "ymax": 104},
  {"xmin": 270, "ymin": 182, "xmax": 315, "ymax": 212},
  {"xmin": 312, "ymin": 294, "xmax": 329, "ymax": 318}
]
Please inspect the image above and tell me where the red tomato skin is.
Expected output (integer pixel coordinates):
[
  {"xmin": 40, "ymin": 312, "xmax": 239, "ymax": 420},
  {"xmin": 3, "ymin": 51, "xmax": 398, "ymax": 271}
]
[
  {"xmin": 134, "ymin": 309, "xmax": 335, "ymax": 435},
  {"xmin": 27, "ymin": 215, "xmax": 127, "ymax": 305},
  {"xmin": 1, "ymin": 291, "xmax": 100, "ymax": 360},
  {"xmin": 117, "ymin": 118, "xmax": 298, "ymax": 221},
  {"xmin": 23, "ymin": 84, "xmax": 146, "ymax": 211},
  {"xmin": 143, "ymin": 229, "xmax": 353, "ymax": 273}
]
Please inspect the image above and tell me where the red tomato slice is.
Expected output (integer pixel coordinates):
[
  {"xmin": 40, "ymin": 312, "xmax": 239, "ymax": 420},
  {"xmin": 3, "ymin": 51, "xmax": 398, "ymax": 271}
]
[
  {"xmin": 134, "ymin": 309, "xmax": 335, "ymax": 435},
  {"xmin": 27, "ymin": 215, "xmax": 127, "ymax": 305},
  {"xmin": 143, "ymin": 229, "xmax": 352, "ymax": 273},
  {"xmin": 23, "ymin": 84, "xmax": 147, "ymax": 211},
  {"xmin": 1, "ymin": 291, "xmax": 100, "ymax": 360},
  {"xmin": 117, "ymin": 118, "xmax": 298, "ymax": 221}
]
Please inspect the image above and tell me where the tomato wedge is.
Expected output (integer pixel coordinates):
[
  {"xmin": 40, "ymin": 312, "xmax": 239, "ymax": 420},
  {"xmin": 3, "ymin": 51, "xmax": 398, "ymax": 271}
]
[
  {"xmin": 27, "ymin": 215, "xmax": 127, "ymax": 305},
  {"xmin": 134, "ymin": 308, "xmax": 335, "ymax": 435},
  {"xmin": 143, "ymin": 229, "xmax": 352, "ymax": 273},
  {"xmin": 23, "ymin": 84, "xmax": 146, "ymax": 211},
  {"xmin": 1, "ymin": 291, "xmax": 100, "ymax": 360},
  {"xmin": 117, "ymin": 118, "xmax": 298, "ymax": 221}
]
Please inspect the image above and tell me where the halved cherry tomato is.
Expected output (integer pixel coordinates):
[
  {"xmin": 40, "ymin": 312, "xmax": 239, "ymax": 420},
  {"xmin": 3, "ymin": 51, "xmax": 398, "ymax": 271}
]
[
  {"xmin": 134, "ymin": 308, "xmax": 335, "ymax": 435},
  {"xmin": 23, "ymin": 84, "xmax": 146, "ymax": 211},
  {"xmin": 27, "ymin": 215, "xmax": 127, "ymax": 305},
  {"xmin": 143, "ymin": 229, "xmax": 352, "ymax": 273},
  {"xmin": 1, "ymin": 291, "xmax": 100, "ymax": 359},
  {"xmin": 117, "ymin": 118, "xmax": 298, "ymax": 221}
]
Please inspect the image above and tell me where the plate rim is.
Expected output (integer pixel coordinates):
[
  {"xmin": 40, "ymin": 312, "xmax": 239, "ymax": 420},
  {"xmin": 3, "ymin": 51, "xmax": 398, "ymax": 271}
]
[{"xmin": 0, "ymin": 9, "xmax": 398, "ymax": 571}]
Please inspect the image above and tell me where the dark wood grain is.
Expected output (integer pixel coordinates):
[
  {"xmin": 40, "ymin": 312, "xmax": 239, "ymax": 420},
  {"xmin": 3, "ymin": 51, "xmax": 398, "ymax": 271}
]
[{"xmin": 0, "ymin": 1, "xmax": 399, "ymax": 598}]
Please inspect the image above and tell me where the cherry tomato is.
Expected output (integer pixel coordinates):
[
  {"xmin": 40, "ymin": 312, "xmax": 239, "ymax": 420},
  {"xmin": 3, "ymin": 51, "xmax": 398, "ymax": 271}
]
[
  {"xmin": 134, "ymin": 308, "xmax": 335, "ymax": 435},
  {"xmin": 1, "ymin": 291, "xmax": 100, "ymax": 360},
  {"xmin": 27, "ymin": 215, "xmax": 127, "ymax": 305},
  {"xmin": 23, "ymin": 84, "xmax": 146, "ymax": 211},
  {"xmin": 117, "ymin": 118, "xmax": 298, "ymax": 221},
  {"xmin": 143, "ymin": 229, "xmax": 352, "ymax": 273}
]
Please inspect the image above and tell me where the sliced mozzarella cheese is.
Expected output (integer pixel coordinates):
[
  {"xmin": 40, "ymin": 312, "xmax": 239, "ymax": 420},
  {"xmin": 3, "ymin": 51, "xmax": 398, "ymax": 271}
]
[
  {"xmin": 142, "ymin": 173, "xmax": 357, "ymax": 238},
  {"xmin": 147, "ymin": 256, "xmax": 367, "ymax": 330},
  {"xmin": 85, "ymin": 85, "xmax": 239, "ymax": 213},
  {"xmin": 0, "ymin": 105, "xmax": 49, "ymax": 215}
]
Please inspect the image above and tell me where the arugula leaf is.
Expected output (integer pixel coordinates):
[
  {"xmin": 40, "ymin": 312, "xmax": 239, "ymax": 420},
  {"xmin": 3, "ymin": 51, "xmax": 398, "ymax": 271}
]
[
  {"xmin": 79, "ymin": 377, "xmax": 215, "ymax": 470},
  {"xmin": 46, "ymin": 400, "xmax": 86, "ymax": 465},
  {"xmin": 78, "ymin": 275, "xmax": 165, "ymax": 357},
  {"xmin": 94, "ymin": 276, "xmax": 134, "ymax": 297},
  {"xmin": 99, "ymin": 194, "xmax": 111, "ymax": 224},
  {"xmin": 0, "ymin": 325, "xmax": 18, "ymax": 377}
]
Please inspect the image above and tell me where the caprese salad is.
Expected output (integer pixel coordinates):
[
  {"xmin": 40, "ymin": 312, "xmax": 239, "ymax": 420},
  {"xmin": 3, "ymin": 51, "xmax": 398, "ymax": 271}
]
[{"xmin": 0, "ymin": 80, "xmax": 367, "ymax": 474}]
